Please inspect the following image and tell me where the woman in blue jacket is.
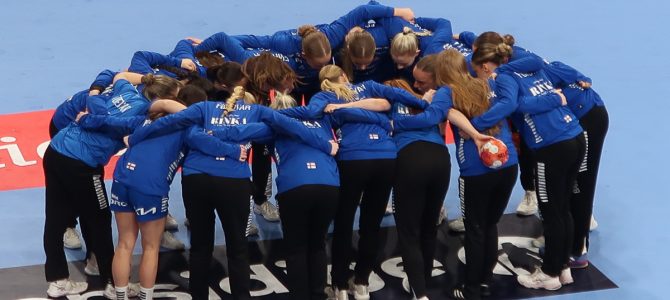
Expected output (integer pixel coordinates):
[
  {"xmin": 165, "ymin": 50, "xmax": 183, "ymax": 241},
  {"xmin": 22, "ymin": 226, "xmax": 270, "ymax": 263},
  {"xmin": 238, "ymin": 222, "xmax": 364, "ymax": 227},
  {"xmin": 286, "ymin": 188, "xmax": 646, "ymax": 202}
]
[
  {"xmin": 43, "ymin": 72, "xmax": 181, "ymax": 298},
  {"xmin": 335, "ymin": 22, "xmax": 394, "ymax": 84},
  {"xmin": 207, "ymin": 89, "xmax": 391, "ymax": 300},
  {"xmin": 49, "ymin": 69, "xmax": 116, "ymax": 269},
  {"xmin": 468, "ymin": 32, "xmax": 549, "ymax": 217},
  {"xmin": 505, "ymin": 58, "xmax": 610, "ymax": 268},
  {"xmin": 544, "ymin": 61, "xmax": 607, "ymax": 268},
  {"xmin": 278, "ymin": 64, "xmax": 429, "ymax": 300},
  {"xmin": 77, "ymin": 85, "xmax": 243, "ymax": 300},
  {"xmin": 471, "ymin": 43, "xmax": 585, "ymax": 291},
  {"xmin": 124, "ymin": 85, "xmax": 269, "ymax": 300},
  {"xmin": 386, "ymin": 17, "xmax": 455, "ymax": 84},
  {"xmin": 434, "ymin": 50, "xmax": 519, "ymax": 300},
  {"xmin": 371, "ymin": 61, "xmax": 493, "ymax": 300}
]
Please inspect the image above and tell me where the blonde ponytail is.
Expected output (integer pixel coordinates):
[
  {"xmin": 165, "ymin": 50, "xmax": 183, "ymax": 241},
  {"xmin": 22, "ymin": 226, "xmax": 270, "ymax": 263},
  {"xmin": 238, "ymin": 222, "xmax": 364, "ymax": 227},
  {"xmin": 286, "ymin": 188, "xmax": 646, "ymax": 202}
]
[
  {"xmin": 391, "ymin": 26, "xmax": 432, "ymax": 57},
  {"xmin": 270, "ymin": 91, "xmax": 297, "ymax": 110},
  {"xmin": 318, "ymin": 65, "xmax": 357, "ymax": 101},
  {"xmin": 224, "ymin": 86, "xmax": 256, "ymax": 116}
]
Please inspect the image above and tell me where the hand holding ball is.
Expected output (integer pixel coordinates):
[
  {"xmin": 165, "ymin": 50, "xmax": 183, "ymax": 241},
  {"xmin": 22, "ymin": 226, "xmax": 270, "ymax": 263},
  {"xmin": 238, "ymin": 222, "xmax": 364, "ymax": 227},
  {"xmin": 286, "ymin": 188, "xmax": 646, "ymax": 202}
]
[{"xmin": 479, "ymin": 138, "xmax": 509, "ymax": 169}]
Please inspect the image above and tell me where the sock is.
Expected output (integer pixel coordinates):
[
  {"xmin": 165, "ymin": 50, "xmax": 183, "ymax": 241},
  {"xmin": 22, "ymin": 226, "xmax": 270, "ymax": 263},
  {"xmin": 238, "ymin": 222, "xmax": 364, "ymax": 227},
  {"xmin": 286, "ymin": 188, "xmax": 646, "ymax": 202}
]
[
  {"xmin": 115, "ymin": 285, "xmax": 128, "ymax": 300},
  {"xmin": 139, "ymin": 285, "xmax": 154, "ymax": 300}
]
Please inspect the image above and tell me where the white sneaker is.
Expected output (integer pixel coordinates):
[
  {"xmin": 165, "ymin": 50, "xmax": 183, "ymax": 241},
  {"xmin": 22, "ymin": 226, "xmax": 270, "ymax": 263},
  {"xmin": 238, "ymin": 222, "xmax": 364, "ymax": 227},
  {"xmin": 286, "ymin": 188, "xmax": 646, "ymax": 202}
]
[
  {"xmin": 103, "ymin": 283, "xmax": 123, "ymax": 300},
  {"xmin": 161, "ymin": 231, "xmax": 185, "ymax": 250},
  {"xmin": 437, "ymin": 206, "xmax": 446, "ymax": 225},
  {"xmin": 47, "ymin": 278, "xmax": 88, "ymax": 298},
  {"xmin": 63, "ymin": 227, "xmax": 82, "ymax": 249},
  {"xmin": 129, "ymin": 282, "xmax": 140, "ymax": 297},
  {"xmin": 416, "ymin": 297, "xmax": 429, "ymax": 300},
  {"xmin": 334, "ymin": 288, "xmax": 349, "ymax": 300},
  {"xmin": 385, "ymin": 200, "xmax": 394, "ymax": 215},
  {"xmin": 559, "ymin": 268, "xmax": 574, "ymax": 285},
  {"xmin": 247, "ymin": 221, "xmax": 259, "ymax": 237},
  {"xmin": 532, "ymin": 236, "xmax": 545, "ymax": 248},
  {"xmin": 448, "ymin": 217, "xmax": 465, "ymax": 232},
  {"xmin": 254, "ymin": 201, "xmax": 280, "ymax": 222},
  {"xmin": 165, "ymin": 214, "xmax": 179, "ymax": 231},
  {"xmin": 517, "ymin": 268, "xmax": 562, "ymax": 290},
  {"xmin": 516, "ymin": 190, "xmax": 538, "ymax": 216},
  {"xmin": 84, "ymin": 253, "xmax": 100, "ymax": 276},
  {"xmin": 103, "ymin": 283, "xmax": 140, "ymax": 299},
  {"xmin": 353, "ymin": 283, "xmax": 370, "ymax": 300},
  {"xmin": 590, "ymin": 215, "xmax": 598, "ymax": 231}
]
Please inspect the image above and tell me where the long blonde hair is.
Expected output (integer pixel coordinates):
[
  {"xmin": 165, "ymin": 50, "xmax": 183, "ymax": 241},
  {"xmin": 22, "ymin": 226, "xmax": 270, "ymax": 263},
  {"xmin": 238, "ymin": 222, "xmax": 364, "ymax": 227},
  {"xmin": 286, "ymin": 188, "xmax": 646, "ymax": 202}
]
[
  {"xmin": 270, "ymin": 91, "xmax": 297, "ymax": 110},
  {"xmin": 435, "ymin": 49, "xmax": 499, "ymax": 135},
  {"xmin": 390, "ymin": 26, "xmax": 432, "ymax": 57},
  {"xmin": 223, "ymin": 86, "xmax": 256, "ymax": 116},
  {"xmin": 319, "ymin": 65, "xmax": 357, "ymax": 102}
]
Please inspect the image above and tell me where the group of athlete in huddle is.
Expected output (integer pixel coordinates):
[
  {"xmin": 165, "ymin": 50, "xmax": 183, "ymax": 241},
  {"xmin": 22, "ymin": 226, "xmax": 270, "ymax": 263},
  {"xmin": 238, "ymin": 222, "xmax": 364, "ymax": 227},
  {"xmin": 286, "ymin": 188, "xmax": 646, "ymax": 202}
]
[{"xmin": 42, "ymin": 1, "xmax": 608, "ymax": 299}]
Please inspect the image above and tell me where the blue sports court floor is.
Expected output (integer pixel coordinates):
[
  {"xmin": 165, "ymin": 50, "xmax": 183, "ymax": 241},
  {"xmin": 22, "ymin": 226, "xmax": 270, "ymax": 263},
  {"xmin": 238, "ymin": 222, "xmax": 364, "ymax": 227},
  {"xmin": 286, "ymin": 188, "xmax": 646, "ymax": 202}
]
[{"xmin": 0, "ymin": 0, "xmax": 669, "ymax": 299}]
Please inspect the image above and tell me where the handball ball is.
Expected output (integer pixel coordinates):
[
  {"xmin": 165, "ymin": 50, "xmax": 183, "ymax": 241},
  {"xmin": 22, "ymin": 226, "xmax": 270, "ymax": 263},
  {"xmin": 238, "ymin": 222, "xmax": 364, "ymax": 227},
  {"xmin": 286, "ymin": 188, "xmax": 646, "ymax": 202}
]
[{"xmin": 480, "ymin": 138, "xmax": 509, "ymax": 169}]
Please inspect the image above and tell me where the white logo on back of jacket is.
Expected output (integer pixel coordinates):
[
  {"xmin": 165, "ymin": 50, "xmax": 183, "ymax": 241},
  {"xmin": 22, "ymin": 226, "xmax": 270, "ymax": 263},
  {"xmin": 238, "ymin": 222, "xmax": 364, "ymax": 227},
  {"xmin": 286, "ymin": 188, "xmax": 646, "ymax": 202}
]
[
  {"xmin": 111, "ymin": 95, "xmax": 132, "ymax": 113},
  {"xmin": 210, "ymin": 116, "xmax": 247, "ymax": 126},
  {"xmin": 528, "ymin": 81, "xmax": 554, "ymax": 97}
]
